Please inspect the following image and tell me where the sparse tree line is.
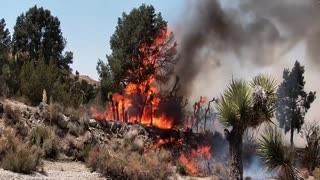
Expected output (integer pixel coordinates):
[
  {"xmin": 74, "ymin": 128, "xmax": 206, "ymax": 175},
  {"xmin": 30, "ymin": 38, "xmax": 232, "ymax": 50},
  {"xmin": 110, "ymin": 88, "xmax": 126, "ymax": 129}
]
[{"xmin": 0, "ymin": 6, "xmax": 96, "ymax": 107}]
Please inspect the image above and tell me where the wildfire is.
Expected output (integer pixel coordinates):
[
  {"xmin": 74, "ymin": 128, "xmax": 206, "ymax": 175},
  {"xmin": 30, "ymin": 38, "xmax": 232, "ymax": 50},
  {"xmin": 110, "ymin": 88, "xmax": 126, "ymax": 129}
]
[
  {"xmin": 151, "ymin": 136, "xmax": 184, "ymax": 149},
  {"xmin": 179, "ymin": 154, "xmax": 199, "ymax": 176},
  {"xmin": 93, "ymin": 28, "xmax": 177, "ymax": 130},
  {"xmin": 179, "ymin": 145, "xmax": 212, "ymax": 176}
]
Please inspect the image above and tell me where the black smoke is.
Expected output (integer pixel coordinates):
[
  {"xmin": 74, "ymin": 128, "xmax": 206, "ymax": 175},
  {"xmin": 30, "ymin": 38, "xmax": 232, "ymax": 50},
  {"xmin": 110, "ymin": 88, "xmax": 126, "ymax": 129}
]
[{"xmin": 176, "ymin": 0, "xmax": 320, "ymax": 97}]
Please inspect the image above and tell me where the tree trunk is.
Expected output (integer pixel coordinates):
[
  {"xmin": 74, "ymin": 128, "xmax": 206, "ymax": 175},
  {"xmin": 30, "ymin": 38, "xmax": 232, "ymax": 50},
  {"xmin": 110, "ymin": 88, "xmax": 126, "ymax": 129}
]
[
  {"xmin": 111, "ymin": 101, "xmax": 116, "ymax": 120},
  {"xmin": 115, "ymin": 101, "xmax": 119, "ymax": 121},
  {"xmin": 290, "ymin": 122, "xmax": 294, "ymax": 146},
  {"xmin": 225, "ymin": 128, "xmax": 244, "ymax": 180}
]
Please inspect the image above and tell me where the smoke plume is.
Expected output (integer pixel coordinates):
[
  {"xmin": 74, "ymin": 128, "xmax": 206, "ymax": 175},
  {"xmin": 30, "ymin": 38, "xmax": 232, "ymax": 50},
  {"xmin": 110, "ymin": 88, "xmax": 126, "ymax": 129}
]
[{"xmin": 176, "ymin": 0, "xmax": 320, "ymax": 97}]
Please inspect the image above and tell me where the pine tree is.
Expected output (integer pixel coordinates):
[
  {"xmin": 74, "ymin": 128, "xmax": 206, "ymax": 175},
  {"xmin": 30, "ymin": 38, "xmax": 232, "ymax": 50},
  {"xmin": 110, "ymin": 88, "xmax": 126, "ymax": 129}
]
[
  {"xmin": 0, "ymin": 18, "xmax": 12, "ymax": 96},
  {"xmin": 276, "ymin": 61, "xmax": 316, "ymax": 146},
  {"xmin": 12, "ymin": 5, "xmax": 73, "ymax": 73}
]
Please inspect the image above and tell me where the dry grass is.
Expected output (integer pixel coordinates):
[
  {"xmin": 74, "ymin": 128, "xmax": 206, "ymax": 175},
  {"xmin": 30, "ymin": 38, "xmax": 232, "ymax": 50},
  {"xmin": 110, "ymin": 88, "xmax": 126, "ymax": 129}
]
[
  {"xmin": 28, "ymin": 126, "xmax": 59, "ymax": 159},
  {"xmin": 86, "ymin": 144, "xmax": 172, "ymax": 180},
  {"xmin": 0, "ymin": 128, "xmax": 20, "ymax": 158}
]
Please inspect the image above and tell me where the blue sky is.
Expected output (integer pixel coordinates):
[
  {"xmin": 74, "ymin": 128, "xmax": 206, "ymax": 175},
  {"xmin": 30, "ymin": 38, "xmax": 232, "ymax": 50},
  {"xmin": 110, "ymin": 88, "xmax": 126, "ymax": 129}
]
[{"xmin": 0, "ymin": 0, "xmax": 184, "ymax": 80}]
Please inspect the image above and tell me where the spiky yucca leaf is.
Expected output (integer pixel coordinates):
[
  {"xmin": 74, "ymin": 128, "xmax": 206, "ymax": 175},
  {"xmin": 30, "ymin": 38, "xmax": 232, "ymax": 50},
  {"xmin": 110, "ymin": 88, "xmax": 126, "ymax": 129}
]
[
  {"xmin": 249, "ymin": 74, "xmax": 277, "ymax": 127},
  {"xmin": 257, "ymin": 126, "xmax": 298, "ymax": 180},
  {"xmin": 250, "ymin": 74, "xmax": 277, "ymax": 95},
  {"xmin": 216, "ymin": 79, "xmax": 253, "ymax": 127}
]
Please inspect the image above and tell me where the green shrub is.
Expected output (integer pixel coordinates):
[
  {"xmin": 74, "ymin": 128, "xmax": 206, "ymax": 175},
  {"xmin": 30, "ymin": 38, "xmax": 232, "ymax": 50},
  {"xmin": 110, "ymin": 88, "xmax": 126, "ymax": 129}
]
[
  {"xmin": 1, "ymin": 146, "xmax": 42, "ymax": 174},
  {"xmin": 28, "ymin": 126, "xmax": 59, "ymax": 159},
  {"xmin": 0, "ymin": 128, "xmax": 43, "ymax": 174},
  {"xmin": 42, "ymin": 138, "xmax": 59, "ymax": 159}
]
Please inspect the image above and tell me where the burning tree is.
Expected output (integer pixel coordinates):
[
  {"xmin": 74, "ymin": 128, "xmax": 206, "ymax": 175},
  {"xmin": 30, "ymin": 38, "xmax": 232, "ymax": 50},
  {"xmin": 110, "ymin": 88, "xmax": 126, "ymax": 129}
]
[
  {"xmin": 95, "ymin": 4, "xmax": 184, "ymax": 129},
  {"xmin": 216, "ymin": 74, "xmax": 277, "ymax": 180}
]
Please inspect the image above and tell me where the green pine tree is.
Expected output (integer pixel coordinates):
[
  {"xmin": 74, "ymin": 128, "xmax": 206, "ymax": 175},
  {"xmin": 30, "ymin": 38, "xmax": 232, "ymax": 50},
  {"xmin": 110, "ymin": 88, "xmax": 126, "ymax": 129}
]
[{"xmin": 276, "ymin": 61, "xmax": 316, "ymax": 146}]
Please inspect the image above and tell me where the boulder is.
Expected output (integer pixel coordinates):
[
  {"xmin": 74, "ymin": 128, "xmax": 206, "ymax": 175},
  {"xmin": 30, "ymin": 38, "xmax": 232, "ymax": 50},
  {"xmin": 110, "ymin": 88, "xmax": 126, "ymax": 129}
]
[
  {"xmin": 58, "ymin": 114, "xmax": 69, "ymax": 129},
  {"xmin": 0, "ymin": 102, "xmax": 3, "ymax": 117},
  {"xmin": 89, "ymin": 119, "xmax": 97, "ymax": 127}
]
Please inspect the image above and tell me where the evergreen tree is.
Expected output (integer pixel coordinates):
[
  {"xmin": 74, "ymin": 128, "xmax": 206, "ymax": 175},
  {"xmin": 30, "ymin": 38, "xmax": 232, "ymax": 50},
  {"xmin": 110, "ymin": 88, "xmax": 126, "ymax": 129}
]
[
  {"xmin": 12, "ymin": 5, "xmax": 73, "ymax": 73},
  {"xmin": 276, "ymin": 61, "xmax": 316, "ymax": 145},
  {"xmin": 96, "ymin": 59, "xmax": 115, "ymax": 102},
  {"xmin": 0, "ymin": 18, "xmax": 12, "ymax": 96},
  {"xmin": 97, "ymin": 4, "xmax": 177, "ymax": 103},
  {"xmin": 20, "ymin": 58, "xmax": 59, "ymax": 105},
  {"xmin": 108, "ymin": 4, "xmax": 167, "ymax": 86}
]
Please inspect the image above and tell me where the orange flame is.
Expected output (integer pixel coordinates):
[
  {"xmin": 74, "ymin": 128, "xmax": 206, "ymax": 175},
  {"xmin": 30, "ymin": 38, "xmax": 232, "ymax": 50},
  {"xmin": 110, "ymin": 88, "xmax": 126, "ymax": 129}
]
[
  {"xmin": 151, "ymin": 136, "xmax": 183, "ymax": 149},
  {"xmin": 179, "ymin": 145, "xmax": 212, "ymax": 176},
  {"xmin": 179, "ymin": 154, "xmax": 199, "ymax": 176},
  {"xmin": 93, "ymin": 28, "xmax": 177, "ymax": 130}
]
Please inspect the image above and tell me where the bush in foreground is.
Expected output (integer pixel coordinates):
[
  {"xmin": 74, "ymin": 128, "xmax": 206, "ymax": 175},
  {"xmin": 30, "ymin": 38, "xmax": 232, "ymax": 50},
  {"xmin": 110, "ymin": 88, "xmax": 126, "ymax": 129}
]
[
  {"xmin": 0, "ymin": 128, "xmax": 20, "ymax": 158},
  {"xmin": 1, "ymin": 146, "xmax": 42, "ymax": 174},
  {"xmin": 86, "ymin": 145, "xmax": 172, "ymax": 180},
  {"xmin": 0, "ymin": 128, "xmax": 43, "ymax": 174}
]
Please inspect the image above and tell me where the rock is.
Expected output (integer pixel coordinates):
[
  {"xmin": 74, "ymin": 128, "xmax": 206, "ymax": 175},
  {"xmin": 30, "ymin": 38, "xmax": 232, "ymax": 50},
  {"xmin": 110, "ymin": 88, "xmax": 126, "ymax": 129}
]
[
  {"xmin": 124, "ymin": 125, "xmax": 139, "ymax": 140},
  {"xmin": 89, "ymin": 119, "xmax": 97, "ymax": 127},
  {"xmin": 58, "ymin": 114, "xmax": 69, "ymax": 129},
  {"xmin": 0, "ymin": 102, "xmax": 3, "ymax": 117},
  {"xmin": 132, "ymin": 136, "xmax": 145, "ymax": 151}
]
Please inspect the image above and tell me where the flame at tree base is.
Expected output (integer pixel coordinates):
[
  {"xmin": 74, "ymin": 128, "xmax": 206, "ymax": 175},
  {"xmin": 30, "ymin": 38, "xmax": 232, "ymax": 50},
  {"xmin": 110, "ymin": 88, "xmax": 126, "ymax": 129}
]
[{"xmin": 93, "ymin": 28, "xmax": 178, "ymax": 130}]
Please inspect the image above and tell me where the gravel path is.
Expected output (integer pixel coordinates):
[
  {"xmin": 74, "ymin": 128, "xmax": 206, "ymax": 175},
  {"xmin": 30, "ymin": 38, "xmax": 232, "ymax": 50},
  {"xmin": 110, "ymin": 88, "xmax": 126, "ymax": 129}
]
[{"xmin": 0, "ymin": 160, "xmax": 105, "ymax": 180}]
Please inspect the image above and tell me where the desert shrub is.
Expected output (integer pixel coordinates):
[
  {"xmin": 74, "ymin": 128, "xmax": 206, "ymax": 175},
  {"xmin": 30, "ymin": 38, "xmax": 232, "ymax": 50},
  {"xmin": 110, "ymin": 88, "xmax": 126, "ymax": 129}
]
[
  {"xmin": 300, "ymin": 122, "xmax": 320, "ymax": 173},
  {"xmin": 28, "ymin": 126, "xmax": 59, "ymax": 159},
  {"xmin": 3, "ymin": 105, "xmax": 20, "ymax": 126},
  {"xmin": 1, "ymin": 145, "xmax": 42, "ymax": 174},
  {"xmin": 15, "ymin": 121, "xmax": 29, "ymax": 137},
  {"xmin": 0, "ymin": 128, "xmax": 20, "ymax": 158},
  {"xmin": 86, "ymin": 145, "xmax": 172, "ymax": 180},
  {"xmin": 68, "ymin": 116, "xmax": 90, "ymax": 137},
  {"xmin": 78, "ymin": 143, "xmax": 95, "ymax": 162},
  {"xmin": 42, "ymin": 138, "xmax": 59, "ymax": 159},
  {"xmin": 0, "ymin": 128, "xmax": 43, "ymax": 174},
  {"xmin": 42, "ymin": 104, "xmax": 65, "ymax": 127},
  {"xmin": 314, "ymin": 168, "xmax": 320, "ymax": 180}
]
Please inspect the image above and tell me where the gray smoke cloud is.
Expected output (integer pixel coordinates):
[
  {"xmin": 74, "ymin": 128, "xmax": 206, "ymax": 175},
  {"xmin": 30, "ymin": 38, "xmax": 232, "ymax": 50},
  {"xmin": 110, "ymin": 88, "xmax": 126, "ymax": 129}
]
[{"xmin": 176, "ymin": 0, "xmax": 320, "ymax": 97}]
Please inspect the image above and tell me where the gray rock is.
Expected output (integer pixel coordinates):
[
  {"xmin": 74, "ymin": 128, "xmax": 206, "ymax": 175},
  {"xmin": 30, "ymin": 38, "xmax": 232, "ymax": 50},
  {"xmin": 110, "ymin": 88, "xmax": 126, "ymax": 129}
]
[
  {"xmin": 58, "ymin": 114, "xmax": 69, "ymax": 129},
  {"xmin": 0, "ymin": 102, "xmax": 4, "ymax": 117},
  {"xmin": 89, "ymin": 119, "xmax": 97, "ymax": 127}
]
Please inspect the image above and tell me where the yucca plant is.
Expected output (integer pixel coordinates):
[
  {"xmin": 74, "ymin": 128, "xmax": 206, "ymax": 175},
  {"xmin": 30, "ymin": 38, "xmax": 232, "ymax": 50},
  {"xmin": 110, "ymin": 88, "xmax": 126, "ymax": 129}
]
[
  {"xmin": 257, "ymin": 126, "xmax": 298, "ymax": 180},
  {"xmin": 216, "ymin": 74, "xmax": 277, "ymax": 179}
]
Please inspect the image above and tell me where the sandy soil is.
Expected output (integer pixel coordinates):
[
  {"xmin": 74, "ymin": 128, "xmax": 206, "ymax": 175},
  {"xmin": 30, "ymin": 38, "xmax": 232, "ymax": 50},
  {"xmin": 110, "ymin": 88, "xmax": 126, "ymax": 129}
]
[{"xmin": 0, "ymin": 160, "xmax": 105, "ymax": 180}]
